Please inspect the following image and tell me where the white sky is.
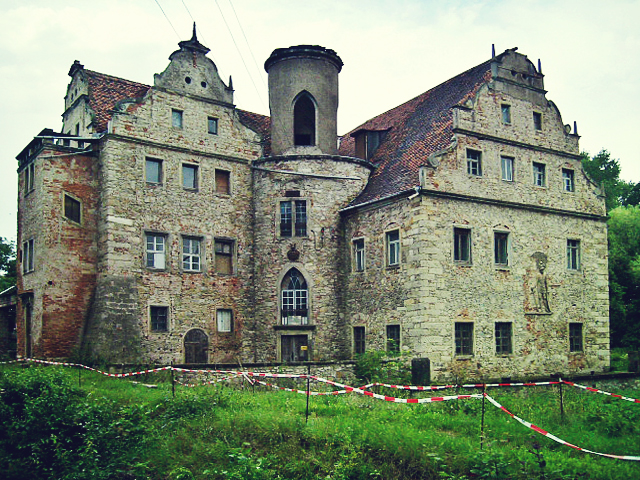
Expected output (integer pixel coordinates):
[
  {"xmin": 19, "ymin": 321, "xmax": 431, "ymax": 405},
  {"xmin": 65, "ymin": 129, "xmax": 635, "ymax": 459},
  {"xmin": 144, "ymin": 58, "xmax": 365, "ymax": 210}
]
[{"xmin": 1, "ymin": 0, "xmax": 639, "ymax": 244}]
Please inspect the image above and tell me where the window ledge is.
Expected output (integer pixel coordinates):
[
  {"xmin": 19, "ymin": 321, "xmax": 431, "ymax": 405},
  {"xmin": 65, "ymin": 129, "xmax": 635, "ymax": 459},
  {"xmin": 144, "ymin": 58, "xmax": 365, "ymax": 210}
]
[
  {"xmin": 274, "ymin": 325, "xmax": 316, "ymax": 331},
  {"xmin": 454, "ymin": 262, "xmax": 472, "ymax": 267},
  {"xmin": 386, "ymin": 264, "xmax": 400, "ymax": 270},
  {"xmin": 455, "ymin": 355, "xmax": 474, "ymax": 360},
  {"xmin": 495, "ymin": 266, "xmax": 510, "ymax": 271}
]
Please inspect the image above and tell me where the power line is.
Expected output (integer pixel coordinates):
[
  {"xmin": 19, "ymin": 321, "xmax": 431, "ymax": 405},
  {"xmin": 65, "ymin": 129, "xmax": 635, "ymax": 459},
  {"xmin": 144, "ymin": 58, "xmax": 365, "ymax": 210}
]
[
  {"xmin": 153, "ymin": 0, "xmax": 181, "ymax": 40},
  {"xmin": 180, "ymin": 0, "xmax": 221, "ymax": 74},
  {"xmin": 227, "ymin": 0, "xmax": 267, "ymax": 91}
]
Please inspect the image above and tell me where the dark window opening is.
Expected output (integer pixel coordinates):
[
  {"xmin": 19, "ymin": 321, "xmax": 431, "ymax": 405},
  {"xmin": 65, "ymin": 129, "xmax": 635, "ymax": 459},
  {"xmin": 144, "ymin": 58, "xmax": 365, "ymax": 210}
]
[
  {"xmin": 293, "ymin": 94, "xmax": 316, "ymax": 146},
  {"xmin": 150, "ymin": 306, "xmax": 168, "ymax": 332},
  {"xmin": 64, "ymin": 194, "xmax": 81, "ymax": 223},
  {"xmin": 387, "ymin": 325, "xmax": 401, "ymax": 353},
  {"xmin": 281, "ymin": 335, "xmax": 308, "ymax": 362},
  {"xmin": 495, "ymin": 322, "xmax": 513, "ymax": 354},
  {"xmin": 280, "ymin": 200, "xmax": 307, "ymax": 237},
  {"xmin": 208, "ymin": 117, "xmax": 218, "ymax": 135},
  {"xmin": 454, "ymin": 228, "xmax": 471, "ymax": 264},
  {"xmin": 533, "ymin": 112, "xmax": 542, "ymax": 130},
  {"xmin": 354, "ymin": 326, "xmax": 365, "ymax": 355},
  {"xmin": 494, "ymin": 232, "xmax": 509, "ymax": 266},
  {"xmin": 569, "ymin": 323, "xmax": 583, "ymax": 352},
  {"xmin": 455, "ymin": 322, "xmax": 473, "ymax": 355},
  {"xmin": 184, "ymin": 328, "xmax": 208, "ymax": 363}
]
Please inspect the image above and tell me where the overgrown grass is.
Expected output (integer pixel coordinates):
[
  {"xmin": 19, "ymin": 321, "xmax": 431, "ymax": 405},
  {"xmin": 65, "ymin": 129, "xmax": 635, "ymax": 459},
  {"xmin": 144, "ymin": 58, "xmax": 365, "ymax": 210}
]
[{"xmin": 1, "ymin": 364, "xmax": 639, "ymax": 479}]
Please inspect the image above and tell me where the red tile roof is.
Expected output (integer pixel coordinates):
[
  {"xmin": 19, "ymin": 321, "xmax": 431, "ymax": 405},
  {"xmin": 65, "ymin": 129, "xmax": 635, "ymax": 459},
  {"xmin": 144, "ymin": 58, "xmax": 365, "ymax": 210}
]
[
  {"xmin": 237, "ymin": 109, "xmax": 272, "ymax": 156},
  {"xmin": 84, "ymin": 70, "xmax": 151, "ymax": 133},
  {"xmin": 338, "ymin": 58, "xmax": 493, "ymax": 207}
]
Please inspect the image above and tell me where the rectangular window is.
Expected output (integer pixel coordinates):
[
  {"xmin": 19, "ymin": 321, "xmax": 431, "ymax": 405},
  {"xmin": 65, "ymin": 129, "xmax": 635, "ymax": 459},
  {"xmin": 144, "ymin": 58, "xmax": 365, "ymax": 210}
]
[
  {"xmin": 215, "ymin": 169, "xmax": 231, "ymax": 194},
  {"xmin": 145, "ymin": 158, "xmax": 162, "ymax": 184},
  {"xmin": 569, "ymin": 323, "xmax": 583, "ymax": 352},
  {"xmin": 22, "ymin": 238, "xmax": 34, "ymax": 274},
  {"xmin": 172, "ymin": 109, "xmax": 183, "ymax": 128},
  {"xmin": 215, "ymin": 239, "xmax": 233, "ymax": 275},
  {"xmin": 495, "ymin": 322, "xmax": 513, "ymax": 355},
  {"xmin": 386, "ymin": 325, "xmax": 400, "ymax": 353},
  {"xmin": 24, "ymin": 162, "xmax": 35, "ymax": 194},
  {"xmin": 386, "ymin": 230, "xmax": 400, "ymax": 267},
  {"xmin": 501, "ymin": 104, "xmax": 511, "ymax": 124},
  {"xmin": 146, "ymin": 233, "xmax": 166, "ymax": 270},
  {"xmin": 533, "ymin": 162, "xmax": 546, "ymax": 187},
  {"xmin": 533, "ymin": 112, "xmax": 542, "ymax": 131},
  {"xmin": 562, "ymin": 169, "xmax": 575, "ymax": 192},
  {"xmin": 353, "ymin": 238, "xmax": 365, "ymax": 272},
  {"xmin": 567, "ymin": 239, "xmax": 580, "ymax": 270},
  {"xmin": 182, "ymin": 164, "xmax": 198, "ymax": 190},
  {"xmin": 150, "ymin": 306, "xmax": 168, "ymax": 332},
  {"xmin": 494, "ymin": 232, "xmax": 509, "ymax": 266},
  {"xmin": 467, "ymin": 149, "xmax": 482, "ymax": 176},
  {"xmin": 455, "ymin": 322, "xmax": 473, "ymax": 355},
  {"xmin": 501, "ymin": 156, "xmax": 514, "ymax": 182},
  {"xmin": 64, "ymin": 194, "xmax": 81, "ymax": 223},
  {"xmin": 217, "ymin": 309, "xmax": 233, "ymax": 333},
  {"xmin": 280, "ymin": 200, "xmax": 307, "ymax": 237},
  {"xmin": 182, "ymin": 237, "xmax": 202, "ymax": 272},
  {"xmin": 354, "ymin": 326, "xmax": 366, "ymax": 355},
  {"xmin": 208, "ymin": 117, "xmax": 218, "ymax": 135},
  {"xmin": 454, "ymin": 228, "xmax": 471, "ymax": 264}
]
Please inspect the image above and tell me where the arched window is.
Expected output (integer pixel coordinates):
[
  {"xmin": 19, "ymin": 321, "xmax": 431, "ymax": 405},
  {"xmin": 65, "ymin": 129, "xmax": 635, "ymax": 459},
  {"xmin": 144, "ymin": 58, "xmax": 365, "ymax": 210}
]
[
  {"xmin": 184, "ymin": 328, "xmax": 208, "ymax": 364},
  {"xmin": 281, "ymin": 268, "xmax": 308, "ymax": 325},
  {"xmin": 293, "ymin": 93, "xmax": 316, "ymax": 146}
]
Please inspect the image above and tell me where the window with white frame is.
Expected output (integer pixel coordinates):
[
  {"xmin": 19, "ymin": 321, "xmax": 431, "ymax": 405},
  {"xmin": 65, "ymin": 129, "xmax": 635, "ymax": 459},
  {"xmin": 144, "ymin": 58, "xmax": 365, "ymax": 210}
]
[
  {"xmin": 182, "ymin": 237, "xmax": 202, "ymax": 272},
  {"xmin": 533, "ymin": 162, "xmax": 546, "ymax": 187},
  {"xmin": 501, "ymin": 156, "xmax": 514, "ymax": 182},
  {"xmin": 22, "ymin": 238, "xmax": 34, "ymax": 274},
  {"xmin": 353, "ymin": 238, "xmax": 365, "ymax": 272},
  {"xmin": 182, "ymin": 164, "xmax": 198, "ymax": 190},
  {"xmin": 386, "ymin": 230, "xmax": 400, "ymax": 267},
  {"xmin": 562, "ymin": 169, "xmax": 575, "ymax": 192},
  {"xmin": 467, "ymin": 149, "xmax": 482, "ymax": 176},
  {"xmin": 454, "ymin": 227, "xmax": 471, "ymax": 264},
  {"xmin": 281, "ymin": 268, "xmax": 308, "ymax": 325},
  {"xmin": 146, "ymin": 233, "xmax": 166, "ymax": 270},
  {"xmin": 567, "ymin": 239, "xmax": 580, "ymax": 270},
  {"xmin": 217, "ymin": 309, "xmax": 233, "ymax": 333},
  {"xmin": 280, "ymin": 200, "xmax": 307, "ymax": 237},
  {"xmin": 494, "ymin": 232, "xmax": 509, "ymax": 266}
]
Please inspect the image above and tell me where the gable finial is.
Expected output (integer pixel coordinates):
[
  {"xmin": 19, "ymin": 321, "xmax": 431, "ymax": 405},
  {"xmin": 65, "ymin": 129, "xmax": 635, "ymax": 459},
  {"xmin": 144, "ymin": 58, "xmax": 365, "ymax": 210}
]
[
  {"xmin": 192, "ymin": 22, "xmax": 197, "ymax": 41},
  {"xmin": 492, "ymin": 44, "xmax": 495, "ymax": 58},
  {"xmin": 538, "ymin": 59, "xmax": 542, "ymax": 73}
]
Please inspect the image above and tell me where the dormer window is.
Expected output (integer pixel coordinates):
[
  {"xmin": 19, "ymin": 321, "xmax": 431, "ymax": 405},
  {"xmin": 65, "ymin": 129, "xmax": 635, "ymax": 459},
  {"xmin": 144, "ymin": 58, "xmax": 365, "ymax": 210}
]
[
  {"xmin": 293, "ymin": 93, "xmax": 316, "ymax": 146},
  {"xmin": 353, "ymin": 130, "xmax": 386, "ymax": 160}
]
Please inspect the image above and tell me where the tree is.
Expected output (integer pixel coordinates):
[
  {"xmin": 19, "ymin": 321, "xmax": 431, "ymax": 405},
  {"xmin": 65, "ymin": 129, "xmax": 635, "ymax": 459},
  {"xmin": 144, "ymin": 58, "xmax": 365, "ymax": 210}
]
[
  {"xmin": 607, "ymin": 206, "xmax": 640, "ymax": 349},
  {"xmin": 0, "ymin": 237, "xmax": 16, "ymax": 292},
  {"xmin": 581, "ymin": 149, "xmax": 638, "ymax": 211}
]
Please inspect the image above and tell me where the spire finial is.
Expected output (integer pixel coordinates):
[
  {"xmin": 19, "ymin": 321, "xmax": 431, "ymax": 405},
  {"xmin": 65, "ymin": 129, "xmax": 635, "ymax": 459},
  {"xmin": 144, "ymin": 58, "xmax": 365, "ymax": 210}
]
[
  {"xmin": 492, "ymin": 44, "xmax": 495, "ymax": 58},
  {"xmin": 192, "ymin": 22, "xmax": 197, "ymax": 41}
]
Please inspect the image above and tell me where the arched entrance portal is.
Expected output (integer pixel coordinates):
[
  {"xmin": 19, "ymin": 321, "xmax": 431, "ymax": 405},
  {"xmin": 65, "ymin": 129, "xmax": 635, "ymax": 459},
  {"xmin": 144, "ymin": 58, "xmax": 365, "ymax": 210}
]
[{"xmin": 184, "ymin": 329, "xmax": 208, "ymax": 364}]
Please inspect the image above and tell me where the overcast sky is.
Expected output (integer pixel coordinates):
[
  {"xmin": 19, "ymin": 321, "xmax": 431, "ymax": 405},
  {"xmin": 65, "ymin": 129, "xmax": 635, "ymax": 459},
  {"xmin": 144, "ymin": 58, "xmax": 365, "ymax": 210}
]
[{"xmin": 1, "ymin": 0, "xmax": 639, "ymax": 244}]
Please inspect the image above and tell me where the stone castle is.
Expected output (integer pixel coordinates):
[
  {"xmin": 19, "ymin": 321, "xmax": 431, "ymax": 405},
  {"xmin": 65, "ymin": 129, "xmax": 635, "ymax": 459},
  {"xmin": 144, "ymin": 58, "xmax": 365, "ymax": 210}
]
[{"xmin": 12, "ymin": 29, "xmax": 610, "ymax": 380}]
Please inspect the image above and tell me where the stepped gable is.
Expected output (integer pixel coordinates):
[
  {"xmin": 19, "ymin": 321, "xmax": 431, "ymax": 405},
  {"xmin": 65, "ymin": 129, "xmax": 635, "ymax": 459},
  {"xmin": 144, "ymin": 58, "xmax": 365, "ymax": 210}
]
[
  {"xmin": 237, "ymin": 109, "xmax": 272, "ymax": 156},
  {"xmin": 339, "ymin": 57, "xmax": 494, "ymax": 207},
  {"xmin": 84, "ymin": 70, "xmax": 151, "ymax": 133}
]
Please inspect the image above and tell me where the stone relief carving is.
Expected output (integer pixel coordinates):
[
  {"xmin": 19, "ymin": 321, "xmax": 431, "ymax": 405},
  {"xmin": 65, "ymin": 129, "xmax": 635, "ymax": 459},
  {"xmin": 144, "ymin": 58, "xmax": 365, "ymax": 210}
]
[{"xmin": 526, "ymin": 252, "xmax": 551, "ymax": 313}]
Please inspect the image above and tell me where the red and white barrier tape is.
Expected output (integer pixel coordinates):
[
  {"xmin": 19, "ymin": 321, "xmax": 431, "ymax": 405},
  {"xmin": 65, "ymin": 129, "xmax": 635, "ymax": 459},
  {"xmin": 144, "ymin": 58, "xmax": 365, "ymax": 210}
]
[
  {"xmin": 485, "ymin": 394, "xmax": 640, "ymax": 461},
  {"xmin": 561, "ymin": 379, "xmax": 640, "ymax": 403},
  {"xmin": 361, "ymin": 380, "xmax": 560, "ymax": 391},
  {"xmin": 253, "ymin": 379, "xmax": 348, "ymax": 396}
]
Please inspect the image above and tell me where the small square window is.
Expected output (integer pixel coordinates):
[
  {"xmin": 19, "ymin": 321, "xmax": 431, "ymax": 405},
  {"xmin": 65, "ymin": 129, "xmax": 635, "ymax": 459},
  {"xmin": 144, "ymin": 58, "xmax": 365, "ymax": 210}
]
[
  {"xmin": 567, "ymin": 239, "xmax": 580, "ymax": 270},
  {"xmin": 215, "ymin": 239, "xmax": 234, "ymax": 275},
  {"xmin": 386, "ymin": 325, "xmax": 400, "ymax": 353},
  {"xmin": 454, "ymin": 228, "xmax": 471, "ymax": 264},
  {"xmin": 386, "ymin": 230, "xmax": 400, "ymax": 267},
  {"xmin": 217, "ymin": 309, "xmax": 233, "ymax": 333},
  {"xmin": 22, "ymin": 238, "xmax": 34, "ymax": 274},
  {"xmin": 569, "ymin": 323, "xmax": 583, "ymax": 352},
  {"xmin": 467, "ymin": 149, "xmax": 482, "ymax": 176},
  {"xmin": 495, "ymin": 322, "xmax": 513, "ymax": 355},
  {"xmin": 501, "ymin": 156, "xmax": 514, "ymax": 182},
  {"xmin": 562, "ymin": 169, "xmax": 575, "ymax": 192},
  {"xmin": 172, "ymin": 109, "xmax": 183, "ymax": 129},
  {"xmin": 533, "ymin": 162, "xmax": 546, "ymax": 187},
  {"xmin": 455, "ymin": 322, "xmax": 473, "ymax": 355},
  {"xmin": 182, "ymin": 237, "xmax": 202, "ymax": 272},
  {"xmin": 208, "ymin": 117, "xmax": 218, "ymax": 135},
  {"xmin": 533, "ymin": 112, "xmax": 542, "ymax": 131},
  {"xmin": 353, "ymin": 238, "xmax": 365, "ymax": 272},
  {"xmin": 354, "ymin": 326, "xmax": 366, "ymax": 355},
  {"xmin": 182, "ymin": 164, "xmax": 198, "ymax": 190},
  {"xmin": 501, "ymin": 104, "xmax": 511, "ymax": 124},
  {"xmin": 64, "ymin": 194, "xmax": 81, "ymax": 223},
  {"xmin": 494, "ymin": 232, "xmax": 509, "ymax": 266},
  {"xmin": 146, "ymin": 233, "xmax": 166, "ymax": 270},
  {"xmin": 146, "ymin": 158, "xmax": 162, "ymax": 184},
  {"xmin": 215, "ymin": 169, "xmax": 231, "ymax": 194},
  {"xmin": 150, "ymin": 306, "xmax": 168, "ymax": 332}
]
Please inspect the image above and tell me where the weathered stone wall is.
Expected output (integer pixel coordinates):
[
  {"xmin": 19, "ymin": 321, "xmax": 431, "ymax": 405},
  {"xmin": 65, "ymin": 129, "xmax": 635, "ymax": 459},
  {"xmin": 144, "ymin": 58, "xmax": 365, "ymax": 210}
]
[{"xmin": 252, "ymin": 155, "xmax": 371, "ymax": 363}]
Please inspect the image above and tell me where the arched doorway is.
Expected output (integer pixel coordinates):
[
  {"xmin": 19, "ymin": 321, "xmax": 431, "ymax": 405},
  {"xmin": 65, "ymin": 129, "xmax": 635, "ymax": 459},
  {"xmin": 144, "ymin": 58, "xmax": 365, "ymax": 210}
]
[{"xmin": 184, "ymin": 329, "xmax": 208, "ymax": 364}]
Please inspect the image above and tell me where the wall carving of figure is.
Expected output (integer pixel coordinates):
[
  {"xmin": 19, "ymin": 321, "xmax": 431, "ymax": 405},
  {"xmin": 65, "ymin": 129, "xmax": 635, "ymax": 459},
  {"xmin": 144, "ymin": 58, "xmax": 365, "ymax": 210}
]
[{"xmin": 526, "ymin": 252, "xmax": 551, "ymax": 313}]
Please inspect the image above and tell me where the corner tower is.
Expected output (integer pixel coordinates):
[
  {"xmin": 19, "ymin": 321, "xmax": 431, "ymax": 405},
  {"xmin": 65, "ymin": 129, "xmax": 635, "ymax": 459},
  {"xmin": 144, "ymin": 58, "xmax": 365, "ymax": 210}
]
[{"xmin": 264, "ymin": 45, "xmax": 343, "ymax": 155}]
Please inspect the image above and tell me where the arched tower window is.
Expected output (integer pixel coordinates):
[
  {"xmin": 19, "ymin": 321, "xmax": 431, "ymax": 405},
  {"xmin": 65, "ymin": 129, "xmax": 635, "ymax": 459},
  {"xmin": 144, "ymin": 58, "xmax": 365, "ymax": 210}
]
[
  {"xmin": 293, "ymin": 93, "xmax": 316, "ymax": 146},
  {"xmin": 184, "ymin": 328, "xmax": 208, "ymax": 364},
  {"xmin": 281, "ymin": 268, "xmax": 308, "ymax": 325}
]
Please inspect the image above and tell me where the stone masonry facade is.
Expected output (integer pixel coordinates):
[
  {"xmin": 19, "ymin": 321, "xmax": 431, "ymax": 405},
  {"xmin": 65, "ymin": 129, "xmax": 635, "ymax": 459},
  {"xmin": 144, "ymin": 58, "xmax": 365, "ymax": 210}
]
[{"xmin": 13, "ymin": 33, "xmax": 609, "ymax": 381}]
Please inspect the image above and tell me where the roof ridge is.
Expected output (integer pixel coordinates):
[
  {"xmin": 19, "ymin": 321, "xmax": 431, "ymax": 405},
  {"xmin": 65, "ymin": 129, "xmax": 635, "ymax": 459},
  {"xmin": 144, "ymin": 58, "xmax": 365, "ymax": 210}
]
[{"xmin": 85, "ymin": 69, "xmax": 151, "ymax": 89}]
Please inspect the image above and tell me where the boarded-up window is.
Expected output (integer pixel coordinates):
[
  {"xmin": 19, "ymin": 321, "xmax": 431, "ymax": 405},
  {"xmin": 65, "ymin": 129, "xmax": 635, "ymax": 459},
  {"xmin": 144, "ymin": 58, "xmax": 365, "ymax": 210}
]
[
  {"xmin": 281, "ymin": 335, "xmax": 308, "ymax": 362},
  {"xmin": 215, "ymin": 169, "xmax": 230, "ymax": 194},
  {"xmin": 215, "ymin": 239, "xmax": 233, "ymax": 274},
  {"xmin": 184, "ymin": 329, "xmax": 208, "ymax": 363}
]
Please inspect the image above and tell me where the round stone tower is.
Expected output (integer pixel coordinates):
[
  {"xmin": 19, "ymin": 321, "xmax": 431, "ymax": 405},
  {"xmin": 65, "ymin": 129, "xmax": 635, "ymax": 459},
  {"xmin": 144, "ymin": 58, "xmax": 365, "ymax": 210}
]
[{"xmin": 264, "ymin": 45, "xmax": 343, "ymax": 156}]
